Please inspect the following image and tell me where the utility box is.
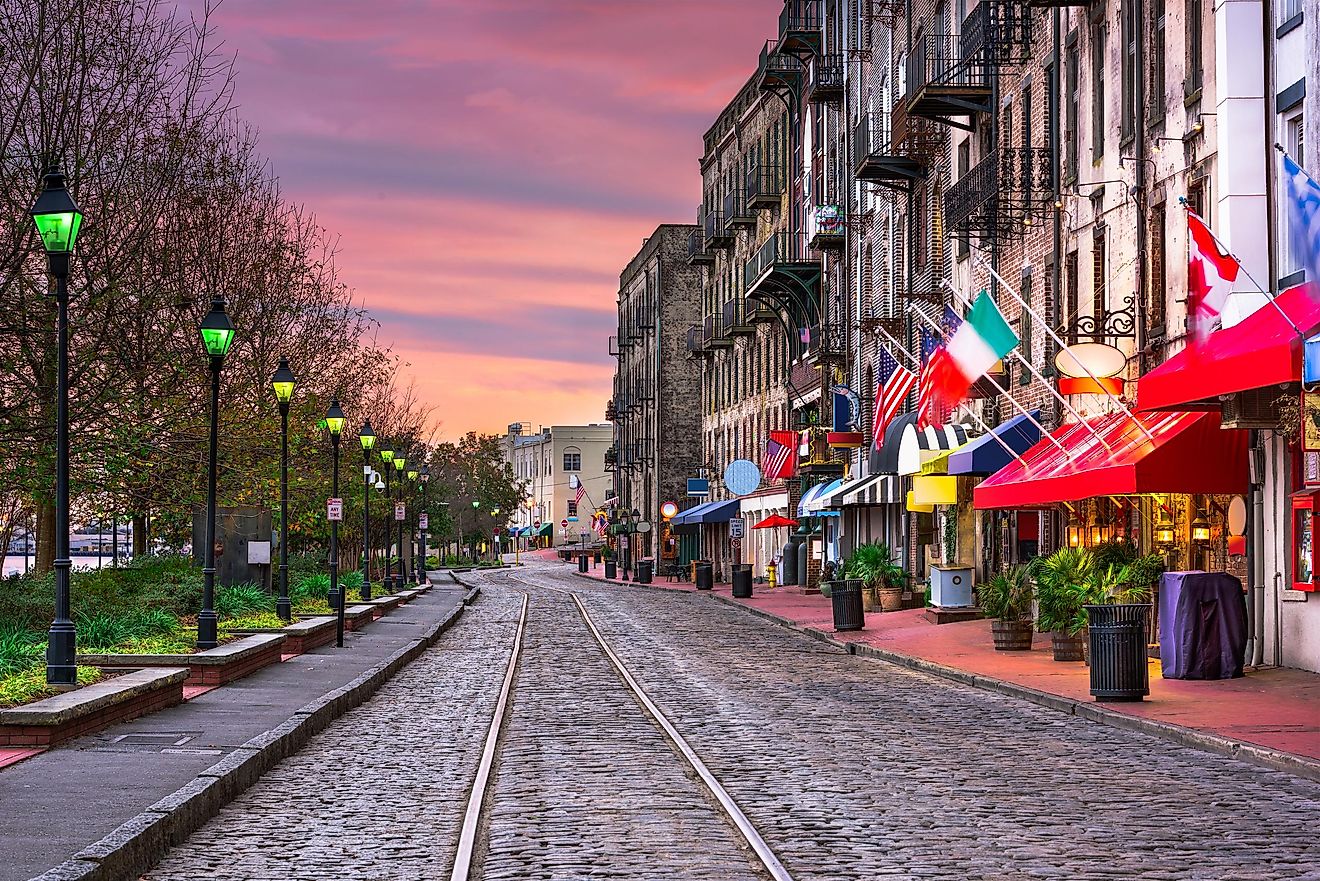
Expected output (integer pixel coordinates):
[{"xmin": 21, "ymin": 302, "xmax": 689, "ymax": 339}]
[
  {"xmin": 929, "ymin": 565, "xmax": 975, "ymax": 608},
  {"xmin": 192, "ymin": 506, "xmax": 273, "ymax": 590}
]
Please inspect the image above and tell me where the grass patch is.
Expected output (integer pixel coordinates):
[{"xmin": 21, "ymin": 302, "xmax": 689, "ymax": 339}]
[
  {"xmin": 219, "ymin": 611, "xmax": 288, "ymax": 632},
  {"xmin": 0, "ymin": 665, "xmax": 102, "ymax": 709}
]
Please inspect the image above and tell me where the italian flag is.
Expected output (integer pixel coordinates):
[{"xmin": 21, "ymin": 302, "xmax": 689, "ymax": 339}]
[{"xmin": 930, "ymin": 290, "xmax": 1018, "ymax": 410}]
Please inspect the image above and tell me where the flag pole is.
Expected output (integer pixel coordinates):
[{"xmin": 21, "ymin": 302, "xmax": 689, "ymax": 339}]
[
  {"xmin": 882, "ymin": 317, "xmax": 1061, "ymax": 464},
  {"xmin": 962, "ymin": 266, "xmax": 1155, "ymax": 445}
]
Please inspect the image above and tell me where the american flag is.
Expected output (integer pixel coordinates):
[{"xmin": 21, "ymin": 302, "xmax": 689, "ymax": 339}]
[
  {"xmin": 872, "ymin": 348, "xmax": 916, "ymax": 449},
  {"xmin": 916, "ymin": 325, "xmax": 947, "ymax": 429},
  {"xmin": 574, "ymin": 483, "xmax": 586, "ymax": 506},
  {"xmin": 762, "ymin": 430, "xmax": 797, "ymax": 480}
]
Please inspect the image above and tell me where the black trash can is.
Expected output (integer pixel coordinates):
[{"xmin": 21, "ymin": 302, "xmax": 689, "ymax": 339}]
[
  {"xmin": 578, "ymin": 554, "xmax": 589, "ymax": 573},
  {"xmin": 637, "ymin": 559, "xmax": 653, "ymax": 584},
  {"xmin": 593, "ymin": 551, "xmax": 602, "ymax": 567},
  {"xmin": 830, "ymin": 579, "xmax": 865, "ymax": 632},
  {"xmin": 731, "ymin": 564, "xmax": 753, "ymax": 598},
  {"xmin": 695, "ymin": 561, "xmax": 714, "ymax": 590},
  {"xmin": 604, "ymin": 560, "xmax": 617, "ymax": 579},
  {"xmin": 1085, "ymin": 604, "xmax": 1152, "ymax": 701}
]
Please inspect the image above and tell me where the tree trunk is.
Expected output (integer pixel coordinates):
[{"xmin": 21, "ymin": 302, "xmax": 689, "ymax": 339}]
[
  {"xmin": 133, "ymin": 512, "xmax": 147, "ymax": 556},
  {"xmin": 36, "ymin": 501, "xmax": 55, "ymax": 574}
]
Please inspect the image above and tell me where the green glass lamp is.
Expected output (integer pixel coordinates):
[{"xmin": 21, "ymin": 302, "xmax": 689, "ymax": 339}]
[
  {"xmin": 199, "ymin": 296, "xmax": 236, "ymax": 358},
  {"xmin": 30, "ymin": 167, "xmax": 83, "ymax": 256},
  {"xmin": 472, "ymin": 500, "xmax": 480, "ymax": 509},
  {"xmin": 407, "ymin": 468, "xmax": 418, "ymax": 481},
  {"xmin": 270, "ymin": 358, "xmax": 296, "ymax": 404},
  {"xmin": 380, "ymin": 445, "xmax": 394, "ymax": 464},
  {"xmin": 359, "ymin": 421, "xmax": 376, "ymax": 451},
  {"xmin": 394, "ymin": 454, "xmax": 406, "ymax": 472},
  {"xmin": 325, "ymin": 400, "xmax": 346, "ymax": 436}
]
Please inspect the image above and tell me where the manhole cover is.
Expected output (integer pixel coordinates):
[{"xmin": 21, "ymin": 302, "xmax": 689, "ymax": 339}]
[{"xmin": 112, "ymin": 732, "xmax": 196, "ymax": 747}]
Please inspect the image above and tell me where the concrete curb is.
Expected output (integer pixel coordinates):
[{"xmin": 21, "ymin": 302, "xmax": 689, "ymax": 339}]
[
  {"xmin": 570, "ymin": 571, "xmax": 1320, "ymax": 784},
  {"xmin": 31, "ymin": 588, "xmax": 482, "ymax": 881}
]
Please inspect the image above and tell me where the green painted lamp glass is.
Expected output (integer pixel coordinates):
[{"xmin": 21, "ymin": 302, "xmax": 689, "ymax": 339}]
[
  {"xmin": 270, "ymin": 358, "xmax": 296, "ymax": 404},
  {"xmin": 199, "ymin": 297, "xmax": 236, "ymax": 358},
  {"xmin": 380, "ymin": 447, "xmax": 394, "ymax": 464},
  {"xmin": 359, "ymin": 421, "xmax": 376, "ymax": 451},
  {"xmin": 472, "ymin": 501, "xmax": 480, "ymax": 509},
  {"xmin": 325, "ymin": 400, "xmax": 346, "ymax": 436},
  {"xmin": 30, "ymin": 168, "xmax": 83, "ymax": 255},
  {"xmin": 407, "ymin": 469, "xmax": 418, "ymax": 481},
  {"xmin": 394, "ymin": 456, "xmax": 406, "ymax": 472}
]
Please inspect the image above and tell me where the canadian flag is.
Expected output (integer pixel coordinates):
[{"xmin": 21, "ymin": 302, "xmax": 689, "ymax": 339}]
[{"xmin": 1187, "ymin": 210, "xmax": 1242, "ymax": 341}]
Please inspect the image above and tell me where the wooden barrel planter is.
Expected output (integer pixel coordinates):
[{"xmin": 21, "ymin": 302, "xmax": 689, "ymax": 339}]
[
  {"xmin": 1051, "ymin": 631, "xmax": 1086, "ymax": 661},
  {"xmin": 990, "ymin": 619, "xmax": 1034, "ymax": 651},
  {"xmin": 878, "ymin": 586, "xmax": 904, "ymax": 612}
]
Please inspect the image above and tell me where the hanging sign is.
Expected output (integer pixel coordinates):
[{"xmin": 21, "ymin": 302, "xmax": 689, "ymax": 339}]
[
  {"xmin": 687, "ymin": 478, "xmax": 710, "ymax": 497},
  {"xmin": 419, "ymin": 513, "xmax": 429, "ymax": 530},
  {"xmin": 1304, "ymin": 389, "xmax": 1320, "ymax": 452},
  {"xmin": 394, "ymin": 502, "xmax": 406, "ymax": 521},
  {"xmin": 327, "ymin": 498, "xmax": 343, "ymax": 522},
  {"xmin": 660, "ymin": 501, "xmax": 679, "ymax": 519},
  {"xmin": 723, "ymin": 459, "xmax": 762, "ymax": 496}
]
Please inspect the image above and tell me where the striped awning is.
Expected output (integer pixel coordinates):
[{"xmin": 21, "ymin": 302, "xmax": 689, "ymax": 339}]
[
  {"xmin": 803, "ymin": 478, "xmax": 846, "ymax": 516},
  {"xmin": 875, "ymin": 413, "xmax": 973, "ymax": 476},
  {"xmin": 797, "ymin": 482, "xmax": 831, "ymax": 517},
  {"xmin": 841, "ymin": 473, "xmax": 902, "ymax": 506}
]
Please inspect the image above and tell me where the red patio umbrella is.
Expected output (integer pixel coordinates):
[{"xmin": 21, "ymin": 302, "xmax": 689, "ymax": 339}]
[{"xmin": 752, "ymin": 514, "xmax": 798, "ymax": 529}]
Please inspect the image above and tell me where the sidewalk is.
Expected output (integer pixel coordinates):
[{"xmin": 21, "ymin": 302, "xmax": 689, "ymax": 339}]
[
  {"xmin": 573, "ymin": 562, "xmax": 1320, "ymax": 774},
  {"xmin": 0, "ymin": 580, "xmax": 473, "ymax": 881}
]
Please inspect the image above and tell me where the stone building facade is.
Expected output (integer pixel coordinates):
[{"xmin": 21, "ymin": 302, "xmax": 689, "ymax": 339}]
[
  {"xmin": 609, "ymin": 225, "xmax": 705, "ymax": 559},
  {"xmin": 505, "ymin": 423, "xmax": 612, "ymax": 546}
]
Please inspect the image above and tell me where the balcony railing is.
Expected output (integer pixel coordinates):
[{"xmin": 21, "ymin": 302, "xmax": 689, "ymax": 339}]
[
  {"xmin": 704, "ymin": 209, "xmax": 733, "ymax": 249},
  {"xmin": 608, "ymin": 335, "xmax": 619, "ymax": 357},
  {"xmin": 853, "ymin": 106, "xmax": 940, "ymax": 183},
  {"xmin": 777, "ymin": 0, "xmax": 822, "ymax": 53},
  {"xmin": 723, "ymin": 188, "xmax": 756, "ymax": 229},
  {"xmin": 744, "ymin": 232, "xmax": 813, "ymax": 290},
  {"xmin": 804, "ymin": 53, "xmax": 844, "ymax": 104},
  {"xmin": 944, "ymin": 147, "xmax": 1054, "ymax": 239},
  {"xmin": 757, "ymin": 40, "xmax": 803, "ymax": 92},
  {"xmin": 905, "ymin": 33, "xmax": 993, "ymax": 121},
  {"xmin": 686, "ymin": 325, "xmax": 707, "ymax": 357},
  {"xmin": 605, "ymin": 399, "xmax": 618, "ymax": 421},
  {"xmin": 687, "ymin": 227, "xmax": 714, "ymax": 265},
  {"xmin": 962, "ymin": 0, "xmax": 1033, "ymax": 64},
  {"xmin": 746, "ymin": 164, "xmax": 785, "ymax": 210},
  {"xmin": 722, "ymin": 298, "xmax": 756, "ymax": 337}
]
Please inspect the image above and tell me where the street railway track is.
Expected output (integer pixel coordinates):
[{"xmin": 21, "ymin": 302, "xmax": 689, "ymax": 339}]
[{"xmin": 449, "ymin": 568, "xmax": 793, "ymax": 881}]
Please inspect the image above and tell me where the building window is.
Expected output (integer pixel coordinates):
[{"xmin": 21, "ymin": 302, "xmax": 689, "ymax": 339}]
[
  {"xmin": 1019, "ymin": 272, "xmax": 1033, "ymax": 386},
  {"xmin": 1149, "ymin": 0, "xmax": 1166, "ymax": 123},
  {"xmin": 1065, "ymin": 251, "xmax": 1079, "ymax": 344},
  {"xmin": 1283, "ymin": 115, "xmax": 1306, "ymax": 275},
  {"xmin": 563, "ymin": 449, "xmax": 581, "ymax": 472},
  {"xmin": 956, "ymin": 141, "xmax": 971, "ymax": 259},
  {"xmin": 1064, "ymin": 33, "xmax": 1080, "ymax": 181},
  {"xmin": 1120, "ymin": 0, "xmax": 1137, "ymax": 143},
  {"xmin": 567, "ymin": 500, "xmax": 578, "ymax": 517},
  {"xmin": 1092, "ymin": 226, "xmax": 1108, "ymax": 341},
  {"xmin": 1091, "ymin": 20, "xmax": 1107, "ymax": 160},
  {"xmin": 1149, "ymin": 203, "xmax": 1167, "ymax": 332},
  {"xmin": 1186, "ymin": 0, "xmax": 1204, "ymax": 97}
]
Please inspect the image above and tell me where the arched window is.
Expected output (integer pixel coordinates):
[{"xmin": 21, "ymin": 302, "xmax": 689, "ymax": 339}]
[{"xmin": 563, "ymin": 446, "xmax": 582, "ymax": 472}]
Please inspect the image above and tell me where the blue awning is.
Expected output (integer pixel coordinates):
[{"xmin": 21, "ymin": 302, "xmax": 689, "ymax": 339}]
[
  {"xmin": 672, "ymin": 500, "xmax": 716, "ymax": 526},
  {"xmin": 803, "ymin": 478, "xmax": 845, "ymax": 516},
  {"xmin": 797, "ymin": 482, "xmax": 830, "ymax": 517},
  {"xmin": 948, "ymin": 410, "xmax": 1041, "ymax": 476},
  {"xmin": 694, "ymin": 498, "xmax": 740, "ymax": 523}
]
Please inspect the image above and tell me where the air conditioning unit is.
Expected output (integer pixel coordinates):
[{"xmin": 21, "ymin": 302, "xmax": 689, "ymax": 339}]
[{"xmin": 1220, "ymin": 388, "xmax": 1282, "ymax": 430}]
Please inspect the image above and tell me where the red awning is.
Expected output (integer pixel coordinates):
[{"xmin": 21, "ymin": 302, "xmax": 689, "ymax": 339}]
[
  {"xmin": 973, "ymin": 411, "xmax": 1247, "ymax": 509},
  {"xmin": 1137, "ymin": 283, "xmax": 1320, "ymax": 412}
]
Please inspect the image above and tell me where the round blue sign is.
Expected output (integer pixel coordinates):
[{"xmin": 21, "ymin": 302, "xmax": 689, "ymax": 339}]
[{"xmin": 723, "ymin": 459, "xmax": 762, "ymax": 496}]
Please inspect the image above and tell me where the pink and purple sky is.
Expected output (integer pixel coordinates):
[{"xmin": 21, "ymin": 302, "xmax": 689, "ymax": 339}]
[{"xmin": 194, "ymin": 0, "xmax": 769, "ymax": 437}]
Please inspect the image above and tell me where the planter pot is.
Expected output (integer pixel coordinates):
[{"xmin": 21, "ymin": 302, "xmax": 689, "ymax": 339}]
[
  {"xmin": 1085, "ymin": 604, "xmax": 1151, "ymax": 701},
  {"xmin": 990, "ymin": 619, "xmax": 1034, "ymax": 651},
  {"xmin": 819, "ymin": 581, "xmax": 833, "ymax": 598},
  {"xmin": 862, "ymin": 586, "xmax": 882, "ymax": 612},
  {"xmin": 1051, "ymin": 631, "xmax": 1086, "ymax": 662},
  {"xmin": 879, "ymin": 586, "xmax": 904, "ymax": 612},
  {"xmin": 829, "ymin": 579, "xmax": 865, "ymax": 632}
]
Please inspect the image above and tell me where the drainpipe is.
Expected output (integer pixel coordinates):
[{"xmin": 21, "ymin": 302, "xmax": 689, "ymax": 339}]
[
  {"xmin": 1248, "ymin": 432, "xmax": 1265, "ymax": 666},
  {"xmin": 1051, "ymin": 5, "xmax": 1064, "ymax": 441},
  {"xmin": 1132, "ymin": 0, "xmax": 1148, "ymax": 371}
]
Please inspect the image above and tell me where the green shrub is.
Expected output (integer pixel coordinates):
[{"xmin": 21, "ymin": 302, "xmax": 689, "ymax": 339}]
[
  {"xmin": 215, "ymin": 582, "xmax": 274, "ymax": 618},
  {"xmin": 339, "ymin": 570, "xmax": 363, "ymax": 590},
  {"xmin": 0, "ymin": 623, "xmax": 43, "ymax": 677},
  {"xmin": 291, "ymin": 573, "xmax": 330, "ymax": 604},
  {"xmin": 0, "ymin": 664, "xmax": 100, "ymax": 709},
  {"xmin": 1035, "ymin": 547, "xmax": 1097, "ymax": 635},
  {"xmin": 980, "ymin": 564, "xmax": 1034, "ymax": 622}
]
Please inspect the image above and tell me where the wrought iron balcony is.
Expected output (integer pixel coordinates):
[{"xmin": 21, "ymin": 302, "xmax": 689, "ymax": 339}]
[
  {"xmin": 686, "ymin": 325, "xmax": 709, "ymax": 357},
  {"xmin": 802, "ymin": 323, "xmax": 845, "ymax": 365},
  {"xmin": 775, "ymin": 0, "xmax": 822, "ymax": 54},
  {"xmin": 757, "ymin": 40, "xmax": 803, "ymax": 93},
  {"xmin": 605, "ymin": 446, "xmax": 618, "ymax": 467},
  {"xmin": 904, "ymin": 32, "xmax": 993, "ymax": 127},
  {"xmin": 944, "ymin": 147, "xmax": 1054, "ymax": 240},
  {"xmin": 746, "ymin": 164, "xmax": 785, "ymax": 210},
  {"xmin": 723, "ymin": 188, "xmax": 756, "ymax": 230},
  {"xmin": 703, "ymin": 312, "xmax": 733, "ymax": 349},
  {"xmin": 744, "ymin": 232, "xmax": 820, "ymax": 304},
  {"xmin": 804, "ymin": 53, "xmax": 844, "ymax": 104},
  {"xmin": 605, "ymin": 399, "xmax": 618, "ymax": 421},
  {"xmin": 686, "ymin": 227, "xmax": 714, "ymax": 265},
  {"xmin": 806, "ymin": 204, "xmax": 845, "ymax": 251},
  {"xmin": 722, "ymin": 298, "xmax": 756, "ymax": 337},
  {"xmin": 853, "ymin": 106, "xmax": 940, "ymax": 185},
  {"xmin": 704, "ymin": 209, "xmax": 733, "ymax": 249},
  {"xmin": 608, "ymin": 335, "xmax": 619, "ymax": 357}
]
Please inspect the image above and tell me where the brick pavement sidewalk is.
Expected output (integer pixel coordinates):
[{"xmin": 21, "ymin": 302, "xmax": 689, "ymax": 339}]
[{"xmin": 575, "ymin": 563, "xmax": 1320, "ymax": 767}]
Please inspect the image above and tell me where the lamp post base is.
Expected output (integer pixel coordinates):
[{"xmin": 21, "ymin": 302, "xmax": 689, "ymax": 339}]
[
  {"xmin": 276, "ymin": 598, "xmax": 292, "ymax": 622},
  {"xmin": 45, "ymin": 624, "xmax": 77, "ymax": 686},
  {"xmin": 327, "ymin": 589, "xmax": 342, "ymax": 611},
  {"xmin": 197, "ymin": 611, "xmax": 218, "ymax": 650}
]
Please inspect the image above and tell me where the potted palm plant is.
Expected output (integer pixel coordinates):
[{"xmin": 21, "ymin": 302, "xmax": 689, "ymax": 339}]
[
  {"xmin": 980, "ymin": 563, "xmax": 1034, "ymax": 650},
  {"xmin": 1035, "ymin": 547, "xmax": 1096, "ymax": 661},
  {"xmin": 844, "ymin": 543, "xmax": 906, "ymax": 612}
]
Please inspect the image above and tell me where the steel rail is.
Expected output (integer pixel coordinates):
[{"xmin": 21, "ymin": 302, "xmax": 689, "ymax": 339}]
[{"xmin": 449, "ymin": 590, "xmax": 528, "ymax": 881}]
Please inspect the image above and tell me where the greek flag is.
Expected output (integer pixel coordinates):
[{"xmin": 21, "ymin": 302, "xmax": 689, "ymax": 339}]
[{"xmin": 1283, "ymin": 153, "xmax": 1320, "ymax": 287}]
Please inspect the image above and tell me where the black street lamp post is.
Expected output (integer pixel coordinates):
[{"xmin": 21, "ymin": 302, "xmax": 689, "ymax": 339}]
[
  {"xmin": 197, "ymin": 296, "xmax": 236, "ymax": 649},
  {"xmin": 379, "ymin": 444, "xmax": 394, "ymax": 589},
  {"xmin": 325, "ymin": 401, "xmax": 346, "ymax": 646},
  {"xmin": 32, "ymin": 167, "xmax": 83, "ymax": 685},
  {"xmin": 470, "ymin": 500, "xmax": 480, "ymax": 561},
  {"xmin": 418, "ymin": 464, "xmax": 430, "ymax": 583},
  {"xmin": 358, "ymin": 422, "xmax": 376, "ymax": 601},
  {"xmin": 393, "ymin": 450, "xmax": 407, "ymax": 590},
  {"xmin": 270, "ymin": 359, "xmax": 296, "ymax": 621},
  {"xmin": 407, "ymin": 465, "xmax": 419, "ymax": 581}
]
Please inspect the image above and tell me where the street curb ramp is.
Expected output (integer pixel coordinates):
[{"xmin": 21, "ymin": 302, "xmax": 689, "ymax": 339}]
[
  {"xmin": 566, "ymin": 569, "xmax": 1320, "ymax": 785},
  {"xmin": 29, "ymin": 584, "xmax": 482, "ymax": 881}
]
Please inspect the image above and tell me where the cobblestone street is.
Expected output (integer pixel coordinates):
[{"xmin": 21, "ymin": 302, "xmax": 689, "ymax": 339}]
[{"xmin": 141, "ymin": 566, "xmax": 1320, "ymax": 880}]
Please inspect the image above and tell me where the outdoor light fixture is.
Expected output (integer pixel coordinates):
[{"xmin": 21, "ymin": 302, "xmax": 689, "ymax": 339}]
[
  {"xmin": 1155, "ymin": 506, "xmax": 1176, "ymax": 546},
  {"xmin": 359, "ymin": 422, "xmax": 376, "ymax": 601},
  {"xmin": 1067, "ymin": 513, "xmax": 1083, "ymax": 548},
  {"xmin": 325, "ymin": 400, "xmax": 346, "ymax": 643},
  {"xmin": 32, "ymin": 167, "xmax": 83, "ymax": 685},
  {"xmin": 325, "ymin": 400, "xmax": 346, "ymax": 436},
  {"xmin": 379, "ymin": 444, "xmax": 394, "ymax": 587},
  {"xmin": 196, "ymin": 296, "xmax": 236, "ymax": 649},
  {"xmin": 1190, "ymin": 508, "xmax": 1211, "ymax": 544},
  {"xmin": 393, "ymin": 450, "xmax": 408, "ymax": 587},
  {"xmin": 270, "ymin": 359, "xmax": 297, "ymax": 621},
  {"xmin": 407, "ymin": 468, "xmax": 418, "ymax": 481}
]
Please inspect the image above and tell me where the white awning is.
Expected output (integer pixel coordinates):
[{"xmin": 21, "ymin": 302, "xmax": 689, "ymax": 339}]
[{"xmin": 841, "ymin": 473, "xmax": 902, "ymax": 506}]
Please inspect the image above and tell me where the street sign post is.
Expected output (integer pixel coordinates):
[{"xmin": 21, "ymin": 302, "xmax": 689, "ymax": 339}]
[
  {"xmin": 327, "ymin": 498, "xmax": 343, "ymax": 522},
  {"xmin": 394, "ymin": 502, "xmax": 405, "ymax": 521},
  {"xmin": 729, "ymin": 517, "xmax": 745, "ymax": 540},
  {"xmin": 419, "ymin": 513, "xmax": 428, "ymax": 530},
  {"xmin": 560, "ymin": 518, "xmax": 568, "ymax": 529}
]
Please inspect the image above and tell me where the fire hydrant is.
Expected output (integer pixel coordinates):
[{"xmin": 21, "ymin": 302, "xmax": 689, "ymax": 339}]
[{"xmin": 766, "ymin": 561, "xmax": 777, "ymax": 589}]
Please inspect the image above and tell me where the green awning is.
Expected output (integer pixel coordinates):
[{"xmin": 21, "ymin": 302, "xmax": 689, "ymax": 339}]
[{"xmin": 534, "ymin": 523, "xmax": 552, "ymax": 537}]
